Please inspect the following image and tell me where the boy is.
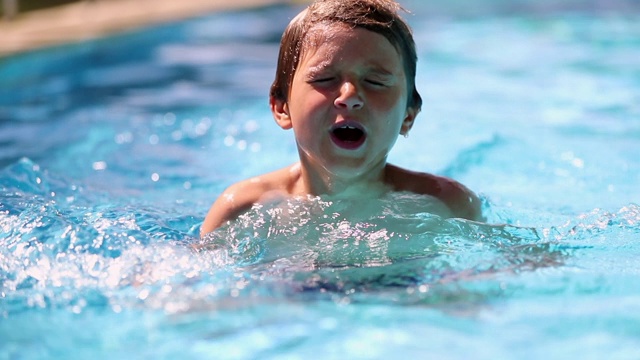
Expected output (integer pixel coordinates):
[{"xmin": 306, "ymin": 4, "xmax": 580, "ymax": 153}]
[{"xmin": 201, "ymin": 0, "xmax": 482, "ymax": 237}]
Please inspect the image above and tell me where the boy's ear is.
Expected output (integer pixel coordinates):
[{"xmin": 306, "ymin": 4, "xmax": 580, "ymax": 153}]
[
  {"xmin": 400, "ymin": 106, "xmax": 419, "ymax": 136},
  {"xmin": 270, "ymin": 96, "xmax": 292, "ymax": 130}
]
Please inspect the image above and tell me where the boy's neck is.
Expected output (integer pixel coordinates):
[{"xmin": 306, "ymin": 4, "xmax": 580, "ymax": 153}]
[{"xmin": 292, "ymin": 159, "xmax": 390, "ymax": 198}]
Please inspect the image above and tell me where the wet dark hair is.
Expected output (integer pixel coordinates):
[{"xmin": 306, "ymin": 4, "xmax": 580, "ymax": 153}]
[{"xmin": 270, "ymin": 0, "xmax": 422, "ymax": 111}]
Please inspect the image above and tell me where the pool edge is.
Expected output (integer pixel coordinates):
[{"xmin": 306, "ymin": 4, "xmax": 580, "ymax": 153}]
[{"xmin": 0, "ymin": 0, "xmax": 310, "ymax": 58}]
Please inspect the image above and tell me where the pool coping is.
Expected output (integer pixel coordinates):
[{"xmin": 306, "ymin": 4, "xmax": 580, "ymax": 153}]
[{"xmin": 0, "ymin": 0, "xmax": 307, "ymax": 58}]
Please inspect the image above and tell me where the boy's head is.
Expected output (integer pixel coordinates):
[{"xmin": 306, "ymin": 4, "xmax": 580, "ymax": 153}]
[{"xmin": 270, "ymin": 0, "xmax": 422, "ymax": 112}]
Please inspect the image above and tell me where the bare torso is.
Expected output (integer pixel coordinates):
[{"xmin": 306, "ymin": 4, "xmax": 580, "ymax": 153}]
[{"xmin": 201, "ymin": 162, "xmax": 482, "ymax": 237}]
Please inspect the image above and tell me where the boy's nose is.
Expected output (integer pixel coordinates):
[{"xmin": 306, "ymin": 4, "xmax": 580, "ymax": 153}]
[{"xmin": 334, "ymin": 82, "xmax": 363, "ymax": 110}]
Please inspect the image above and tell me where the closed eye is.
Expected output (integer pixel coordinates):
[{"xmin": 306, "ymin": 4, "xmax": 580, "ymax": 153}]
[
  {"xmin": 312, "ymin": 77, "xmax": 334, "ymax": 83},
  {"xmin": 365, "ymin": 79, "xmax": 387, "ymax": 86},
  {"xmin": 307, "ymin": 76, "xmax": 337, "ymax": 87}
]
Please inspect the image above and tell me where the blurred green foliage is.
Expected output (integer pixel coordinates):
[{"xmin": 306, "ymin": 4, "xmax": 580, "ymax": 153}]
[{"xmin": 2, "ymin": 0, "xmax": 79, "ymax": 18}]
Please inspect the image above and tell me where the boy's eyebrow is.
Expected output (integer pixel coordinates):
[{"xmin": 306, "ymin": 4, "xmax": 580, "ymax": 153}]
[
  {"xmin": 304, "ymin": 62, "xmax": 398, "ymax": 78},
  {"xmin": 303, "ymin": 64, "xmax": 339, "ymax": 80},
  {"xmin": 367, "ymin": 65, "xmax": 396, "ymax": 77},
  {"xmin": 305, "ymin": 61, "xmax": 334, "ymax": 76}
]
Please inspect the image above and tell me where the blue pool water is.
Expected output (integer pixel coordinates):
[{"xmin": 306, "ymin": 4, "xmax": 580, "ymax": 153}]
[{"xmin": 1, "ymin": 1, "xmax": 640, "ymax": 358}]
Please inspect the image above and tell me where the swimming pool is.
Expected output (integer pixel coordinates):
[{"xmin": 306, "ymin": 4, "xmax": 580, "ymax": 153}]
[{"xmin": 1, "ymin": 0, "xmax": 639, "ymax": 358}]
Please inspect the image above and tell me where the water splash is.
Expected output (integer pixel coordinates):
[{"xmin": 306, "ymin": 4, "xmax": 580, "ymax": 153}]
[
  {"xmin": 195, "ymin": 194, "xmax": 564, "ymax": 305},
  {"xmin": 3, "ymin": 157, "xmax": 639, "ymax": 322}
]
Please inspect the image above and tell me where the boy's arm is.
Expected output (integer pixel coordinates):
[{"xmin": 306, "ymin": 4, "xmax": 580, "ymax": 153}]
[
  {"xmin": 201, "ymin": 165, "xmax": 296, "ymax": 237},
  {"xmin": 438, "ymin": 177, "xmax": 484, "ymax": 222},
  {"xmin": 200, "ymin": 182, "xmax": 260, "ymax": 237},
  {"xmin": 386, "ymin": 165, "xmax": 484, "ymax": 222}
]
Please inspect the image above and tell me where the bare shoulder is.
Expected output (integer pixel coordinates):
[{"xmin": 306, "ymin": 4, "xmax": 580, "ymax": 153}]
[
  {"xmin": 200, "ymin": 165, "xmax": 297, "ymax": 237},
  {"xmin": 386, "ymin": 164, "xmax": 484, "ymax": 221},
  {"xmin": 432, "ymin": 175, "xmax": 484, "ymax": 221}
]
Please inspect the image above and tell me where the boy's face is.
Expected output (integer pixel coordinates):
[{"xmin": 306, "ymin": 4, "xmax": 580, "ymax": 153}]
[{"xmin": 272, "ymin": 23, "xmax": 417, "ymax": 178}]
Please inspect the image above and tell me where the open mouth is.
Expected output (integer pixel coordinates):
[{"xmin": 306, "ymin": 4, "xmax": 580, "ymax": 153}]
[{"xmin": 330, "ymin": 123, "xmax": 366, "ymax": 150}]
